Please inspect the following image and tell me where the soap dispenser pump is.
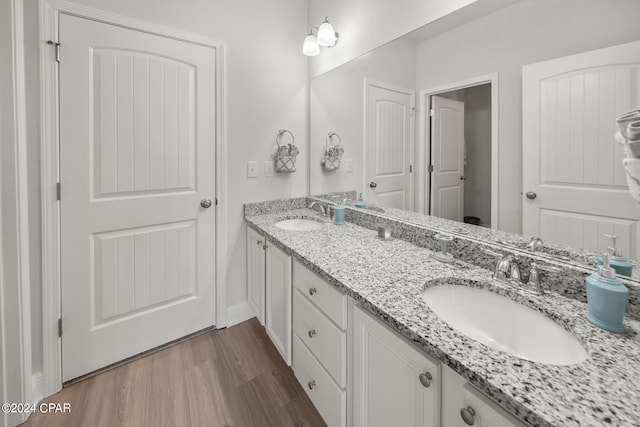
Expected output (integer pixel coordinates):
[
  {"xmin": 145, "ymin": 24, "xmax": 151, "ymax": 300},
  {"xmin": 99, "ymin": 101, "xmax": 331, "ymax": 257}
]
[
  {"xmin": 586, "ymin": 253, "xmax": 628, "ymax": 333},
  {"xmin": 355, "ymin": 192, "xmax": 366, "ymax": 209},
  {"xmin": 597, "ymin": 234, "xmax": 633, "ymax": 277}
]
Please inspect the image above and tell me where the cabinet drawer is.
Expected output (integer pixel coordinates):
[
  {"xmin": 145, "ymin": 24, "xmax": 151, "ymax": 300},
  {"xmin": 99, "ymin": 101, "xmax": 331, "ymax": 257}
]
[
  {"xmin": 293, "ymin": 259, "xmax": 347, "ymax": 329},
  {"xmin": 293, "ymin": 289, "xmax": 346, "ymax": 387},
  {"xmin": 293, "ymin": 335, "xmax": 346, "ymax": 427}
]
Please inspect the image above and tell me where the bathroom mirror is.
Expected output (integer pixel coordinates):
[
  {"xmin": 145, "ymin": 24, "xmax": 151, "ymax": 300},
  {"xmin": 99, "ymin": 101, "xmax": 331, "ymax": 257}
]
[{"xmin": 309, "ymin": 0, "xmax": 640, "ymax": 265}]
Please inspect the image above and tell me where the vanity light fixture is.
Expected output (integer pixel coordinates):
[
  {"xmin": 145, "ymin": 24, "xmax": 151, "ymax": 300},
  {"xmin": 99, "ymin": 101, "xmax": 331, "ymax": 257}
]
[{"xmin": 303, "ymin": 17, "xmax": 339, "ymax": 56}]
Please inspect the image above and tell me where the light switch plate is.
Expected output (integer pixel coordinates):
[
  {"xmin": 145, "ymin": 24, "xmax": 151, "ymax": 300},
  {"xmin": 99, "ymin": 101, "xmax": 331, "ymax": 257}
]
[
  {"xmin": 265, "ymin": 161, "xmax": 274, "ymax": 177},
  {"xmin": 247, "ymin": 161, "xmax": 258, "ymax": 178},
  {"xmin": 345, "ymin": 158, "xmax": 353, "ymax": 172}
]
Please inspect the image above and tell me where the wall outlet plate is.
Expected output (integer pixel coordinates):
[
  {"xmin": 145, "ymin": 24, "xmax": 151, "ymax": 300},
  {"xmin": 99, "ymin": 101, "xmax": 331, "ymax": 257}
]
[
  {"xmin": 265, "ymin": 161, "xmax": 274, "ymax": 177},
  {"xmin": 247, "ymin": 161, "xmax": 258, "ymax": 178}
]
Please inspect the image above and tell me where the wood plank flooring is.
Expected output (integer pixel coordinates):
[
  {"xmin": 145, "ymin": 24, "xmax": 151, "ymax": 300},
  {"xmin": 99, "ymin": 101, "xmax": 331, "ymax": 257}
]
[{"xmin": 22, "ymin": 318, "xmax": 327, "ymax": 427}]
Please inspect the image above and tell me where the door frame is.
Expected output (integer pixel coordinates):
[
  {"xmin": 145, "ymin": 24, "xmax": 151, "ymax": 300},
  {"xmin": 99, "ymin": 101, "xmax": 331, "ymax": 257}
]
[
  {"xmin": 419, "ymin": 73, "xmax": 499, "ymax": 228},
  {"xmin": 363, "ymin": 79, "xmax": 416, "ymax": 209},
  {"xmin": 39, "ymin": 0, "xmax": 227, "ymax": 397}
]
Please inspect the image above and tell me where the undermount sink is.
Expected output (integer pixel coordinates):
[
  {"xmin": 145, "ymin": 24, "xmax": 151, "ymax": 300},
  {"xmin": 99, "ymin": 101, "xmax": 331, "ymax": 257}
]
[
  {"xmin": 422, "ymin": 283, "xmax": 588, "ymax": 366},
  {"xmin": 275, "ymin": 218, "xmax": 324, "ymax": 231}
]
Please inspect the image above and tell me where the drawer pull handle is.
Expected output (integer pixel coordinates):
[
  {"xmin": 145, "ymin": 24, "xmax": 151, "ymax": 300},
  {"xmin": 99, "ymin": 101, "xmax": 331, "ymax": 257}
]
[
  {"xmin": 309, "ymin": 287, "xmax": 317, "ymax": 296},
  {"xmin": 308, "ymin": 329, "xmax": 316, "ymax": 338},
  {"xmin": 308, "ymin": 380, "xmax": 316, "ymax": 390},
  {"xmin": 460, "ymin": 406, "xmax": 476, "ymax": 425},
  {"xmin": 418, "ymin": 372, "xmax": 432, "ymax": 388}
]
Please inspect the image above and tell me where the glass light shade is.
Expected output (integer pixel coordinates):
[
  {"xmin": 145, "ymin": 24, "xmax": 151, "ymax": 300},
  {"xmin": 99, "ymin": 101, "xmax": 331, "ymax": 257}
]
[
  {"xmin": 302, "ymin": 33, "xmax": 320, "ymax": 56},
  {"xmin": 317, "ymin": 18, "xmax": 337, "ymax": 47}
]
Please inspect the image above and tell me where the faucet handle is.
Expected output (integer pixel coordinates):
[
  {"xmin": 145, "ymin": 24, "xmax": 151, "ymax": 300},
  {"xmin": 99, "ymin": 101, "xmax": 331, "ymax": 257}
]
[
  {"xmin": 481, "ymin": 247, "xmax": 503, "ymax": 258},
  {"xmin": 526, "ymin": 262, "xmax": 561, "ymax": 295}
]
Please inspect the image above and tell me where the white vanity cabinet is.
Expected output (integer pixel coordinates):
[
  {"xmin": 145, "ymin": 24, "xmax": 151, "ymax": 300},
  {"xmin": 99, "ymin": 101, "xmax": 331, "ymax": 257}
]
[
  {"xmin": 351, "ymin": 304, "xmax": 440, "ymax": 427},
  {"xmin": 265, "ymin": 239, "xmax": 292, "ymax": 365},
  {"xmin": 246, "ymin": 226, "xmax": 266, "ymax": 325},
  {"xmin": 292, "ymin": 259, "xmax": 348, "ymax": 427},
  {"xmin": 442, "ymin": 364, "xmax": 527, "ymax": 427}
]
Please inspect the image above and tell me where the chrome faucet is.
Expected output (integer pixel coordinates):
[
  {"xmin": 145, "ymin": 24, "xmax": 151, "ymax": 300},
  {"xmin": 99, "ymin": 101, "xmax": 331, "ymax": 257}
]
[
  {"xmin": 496, "ymin": 255, "xmax": 522, "ymax": 282},
  {"xmin": 527, "ymin": 237, "xmax": 544, "ymax": 252},
  {"xmin": 309, "ymin": 201, "xmax": 326, "ymax": 217},
  {"xmin": 482, "ymin": 248, "xmax": 521, "ymax": 281}
]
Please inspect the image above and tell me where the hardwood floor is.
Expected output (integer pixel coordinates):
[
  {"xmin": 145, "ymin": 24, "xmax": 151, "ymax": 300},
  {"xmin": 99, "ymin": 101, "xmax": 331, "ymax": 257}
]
[{"xmin": 22, "ymin": 318, "xmax": 327, "ymax": 427}]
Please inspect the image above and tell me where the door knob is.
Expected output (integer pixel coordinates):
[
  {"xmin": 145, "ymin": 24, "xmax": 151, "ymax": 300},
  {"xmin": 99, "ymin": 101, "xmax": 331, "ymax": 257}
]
[
  {"xmin": 418, "ymin": 372, "xmax": 432, "ymax": 388},
  {"xmin": 460, "ymin": 175, "xmax": 467, "ymax": 181},
  {"xmin": 460, "ymin": 406, "xmax": 476, "ymax": 425},
  {"xmin": 200, "ymin": 198, "xmax": 213, "ymax": 208},
  {"xmin": 308, "ymin": 380, "xmax": 316, "ymax": 390},
  {"xmin": 525, "ymin": 191, "xmax": 537, "ymax": 200},
  {"xmin": 369, "ymin": 181, "xmax": 378, "ymax": 188}
]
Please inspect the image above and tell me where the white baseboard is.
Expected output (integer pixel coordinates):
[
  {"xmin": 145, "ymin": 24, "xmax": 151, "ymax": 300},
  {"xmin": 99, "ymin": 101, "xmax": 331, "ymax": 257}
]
[
  {"xmin": 225, "ymin": 302, "xmax": 256, "ymax": 327},
  {"xmin": 32, "ymin": 372, "xmax": 43, "ymax": 404}
]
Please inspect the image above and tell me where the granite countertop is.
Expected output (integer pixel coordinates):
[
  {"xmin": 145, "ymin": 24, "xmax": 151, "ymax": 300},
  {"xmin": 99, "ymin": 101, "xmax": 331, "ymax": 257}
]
[{"xmin": 246, "ymin": 208, "xmax": 640, "ymax": 427}]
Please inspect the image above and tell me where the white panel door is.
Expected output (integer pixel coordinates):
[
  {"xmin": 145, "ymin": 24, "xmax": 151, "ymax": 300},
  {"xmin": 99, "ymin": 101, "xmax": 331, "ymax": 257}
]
[
  {"xmin": 431, "ymin": 96, "xmax": 465, "ymax": 221},
  {"xmin": 59, "ymin": 14, "xmax": 216, "ymax": 381},
  {"xmin": 523, "ymin": 40, "xmax": 640, "ymax": 258},
  {"xmin": 265, "ymin": 241, "xmax": 292, "ymax": 365},
  {"xmin": 352, "ymin": 305, "xmax": 440, "ymax": 427},
  {"xmin": 366, "ymin": 82, "xmax": 414, "ymax": 210}
]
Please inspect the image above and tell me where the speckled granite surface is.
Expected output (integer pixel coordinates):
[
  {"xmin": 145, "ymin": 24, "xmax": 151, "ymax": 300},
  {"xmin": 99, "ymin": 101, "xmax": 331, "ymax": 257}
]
[
  {"xmin": 245, "ymin": 205, "xmax": 640, "ymax": 427},
  {"xmin": 311, "ymin": 193, "xmax": 640, "ymax": 283},
  {"xmin": 308, "ymin": 198, "xmax": 640, "ymax": 321}
]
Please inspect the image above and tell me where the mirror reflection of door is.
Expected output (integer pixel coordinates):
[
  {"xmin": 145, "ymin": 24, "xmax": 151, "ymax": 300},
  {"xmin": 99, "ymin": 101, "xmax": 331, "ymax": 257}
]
[
  {"xmin": 430, "ymin": 84, "xmax": 492, "ymax": 227},
  {"xmin": 523, "ymin": 40, "xmax": 640, "ymax": 258},
  {"xmin": 366, "ymin": 82, "xmax": 415, "ymax": 210}
]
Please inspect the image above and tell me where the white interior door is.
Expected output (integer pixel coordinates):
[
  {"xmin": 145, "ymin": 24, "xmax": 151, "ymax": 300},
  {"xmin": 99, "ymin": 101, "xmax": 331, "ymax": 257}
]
[
  {"xmin": 431, "ymin": 96, "xmax": 465, "ymax": 222},
  {"xmin": 366, "ymin": 82, "xmax": 414, "ymax": 210},
  {"xmin": 59, "ymin": 14, "xmax": 217, "ymax": 381},
  {"xmin": 523, "ymin": 40, "xmax": 640, "ymax": 258}
]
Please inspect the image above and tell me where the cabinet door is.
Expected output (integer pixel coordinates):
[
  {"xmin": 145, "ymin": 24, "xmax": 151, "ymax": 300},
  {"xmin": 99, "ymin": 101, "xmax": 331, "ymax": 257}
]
[
  {"xmin": 246, "ymin": 226, "xmax": 265, "ymax": 325},
  {"xmin": 265, "ymin": 241, "xmax": 292, "ymax": 365},
  {"xmin": 461, "ymin": 384, "xmax": 527, "ymax": 427},
  {"xmin": 352, "ymin": 305, "xmax": 440, "ymax": 427}
]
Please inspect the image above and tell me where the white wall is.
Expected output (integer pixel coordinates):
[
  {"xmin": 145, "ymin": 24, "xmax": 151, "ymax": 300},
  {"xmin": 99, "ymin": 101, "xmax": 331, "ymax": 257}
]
[
  {"xmin": 23, "ymin": 0, "xmax": 308, "ymax": 381},
  {"xmin": 307, "ymin": 0, "xmax": 476, "ymax": 78},
  {"xmin": 309, "ymin": 38, "xmax": 416, "ymax": 196},
  {"xmin": 415, "ymin": 0, "xmax": 640, "ymax": 233}
]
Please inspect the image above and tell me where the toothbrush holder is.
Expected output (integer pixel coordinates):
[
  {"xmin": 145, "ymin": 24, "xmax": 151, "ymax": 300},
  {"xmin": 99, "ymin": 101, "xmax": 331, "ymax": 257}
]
[{"xmin": 333, "ymin": 205, "xmax": 345, "ymax": 225}]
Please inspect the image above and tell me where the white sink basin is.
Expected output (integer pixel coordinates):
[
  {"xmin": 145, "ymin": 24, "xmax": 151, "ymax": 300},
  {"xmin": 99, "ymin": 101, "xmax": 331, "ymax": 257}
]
[
  {"xmin": 422, "ymin": 284, "xmax": 588, "ymax": 365},
  {"xmin": 275, "ymin": 218, "xmax": 324, "ymax": 231}
]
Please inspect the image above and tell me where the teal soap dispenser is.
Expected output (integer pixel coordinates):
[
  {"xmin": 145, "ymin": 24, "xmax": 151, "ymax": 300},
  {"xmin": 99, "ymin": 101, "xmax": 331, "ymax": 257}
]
[
  {"xmin": 586, "ymin": 253, "xmax": 629, "ymax": 333},
  {"xmin": 596, "ymin": 234, "xmax": 633, "ymax": 277},
  {"xmin": 355, "ymin": 192, "xmax": 366, "ymax": 209}
]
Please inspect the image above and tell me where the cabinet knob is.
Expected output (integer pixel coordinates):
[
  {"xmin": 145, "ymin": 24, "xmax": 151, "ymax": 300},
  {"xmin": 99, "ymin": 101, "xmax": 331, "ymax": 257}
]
[
  {"xmin": 460, "ymin": 406, "xmax": 476, "ymax": 425},
  {"xmin": 256, "ymin": 239, "xmax": 263, "ymax": 245},
  {"xmin": 308, "ymin": 380, "xmax": 316, "ymax": 390},
  {"xmin": 308, "ymin": 329, "xmax": 316, "ymax": 339},
  {"xmin": 526, "ymin": 191, "xmax": 537, "ymax": 200},
  {"xmin": 309, "ymin": 287, "xmax": 317, "ymax": 296},
  {"xmin": 418, "ymin": 372, "xmax": 432, "ymax": 388}
]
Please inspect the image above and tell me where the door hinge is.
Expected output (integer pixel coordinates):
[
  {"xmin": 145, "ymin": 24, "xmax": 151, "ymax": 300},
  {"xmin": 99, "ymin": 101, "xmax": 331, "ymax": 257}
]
[
  {"xmin": 429, "ymin": 108, "xmax": 434, "ymax": 117},
  {"xmin": 56, "ymin": 182, "xmax": 61, "ymax": 201},
  {"xmin": 47, "ymin": 40, "xmax": 61, "ymax": 63},
  {"xmin": 428, "ymin": 164, "xmax": 434, "ymax": 173},
  {"xmin": 409, "ymin": 165, "xmax": 413, "ymax": 173},
  {"xmin": 58, "ymin": 318, "xmax": 63, "ymax": 337}
]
